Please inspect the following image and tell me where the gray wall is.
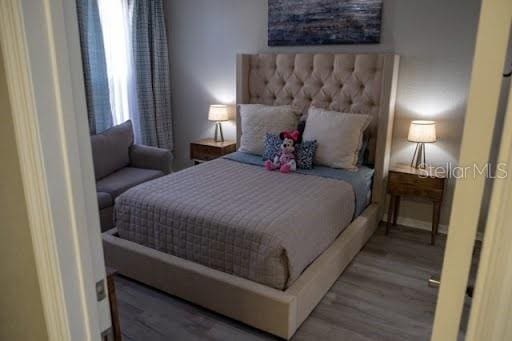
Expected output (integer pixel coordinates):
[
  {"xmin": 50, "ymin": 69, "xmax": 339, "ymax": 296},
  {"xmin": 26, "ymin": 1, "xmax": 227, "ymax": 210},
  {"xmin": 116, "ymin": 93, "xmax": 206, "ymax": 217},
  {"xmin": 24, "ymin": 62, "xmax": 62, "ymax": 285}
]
[{"xmin": 165, "ymin": 0, "xmax": 481, "ymax": 228}]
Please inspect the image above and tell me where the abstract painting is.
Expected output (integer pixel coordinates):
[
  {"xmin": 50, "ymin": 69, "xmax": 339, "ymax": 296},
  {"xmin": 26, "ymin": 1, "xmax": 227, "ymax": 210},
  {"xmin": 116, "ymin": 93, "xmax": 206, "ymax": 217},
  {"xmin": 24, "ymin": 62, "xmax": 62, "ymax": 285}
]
[{"xmin": 268, "ymin": 0, "xmax": 382, "ymax": 46}]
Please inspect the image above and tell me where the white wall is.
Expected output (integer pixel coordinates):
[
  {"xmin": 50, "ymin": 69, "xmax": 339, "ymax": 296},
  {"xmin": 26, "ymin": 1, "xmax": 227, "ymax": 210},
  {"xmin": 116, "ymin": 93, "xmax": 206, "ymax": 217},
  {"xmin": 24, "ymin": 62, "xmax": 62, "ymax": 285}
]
[{"xmin": 165, "ymin": 0, "xmax": 482, "ymax": 228}]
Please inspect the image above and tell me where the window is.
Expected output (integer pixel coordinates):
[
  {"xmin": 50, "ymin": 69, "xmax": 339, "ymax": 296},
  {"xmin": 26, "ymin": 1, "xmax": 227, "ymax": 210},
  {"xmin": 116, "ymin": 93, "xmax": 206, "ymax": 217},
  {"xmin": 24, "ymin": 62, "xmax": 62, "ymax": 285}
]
[{"xmin": 97, "ymin": 0, "xmax": 137, "ymax": 126}]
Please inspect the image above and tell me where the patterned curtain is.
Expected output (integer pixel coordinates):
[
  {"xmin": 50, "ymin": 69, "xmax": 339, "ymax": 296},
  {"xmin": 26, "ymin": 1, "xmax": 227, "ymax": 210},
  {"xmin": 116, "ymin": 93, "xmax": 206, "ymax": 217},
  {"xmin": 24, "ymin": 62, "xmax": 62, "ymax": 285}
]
[
  {"xmin": 129, "ymin": 0, "xmax": 174, "ymax": 150},
  {"xmin": 76, "ymin": 0, "xmax": 114, "ymax": 134}
]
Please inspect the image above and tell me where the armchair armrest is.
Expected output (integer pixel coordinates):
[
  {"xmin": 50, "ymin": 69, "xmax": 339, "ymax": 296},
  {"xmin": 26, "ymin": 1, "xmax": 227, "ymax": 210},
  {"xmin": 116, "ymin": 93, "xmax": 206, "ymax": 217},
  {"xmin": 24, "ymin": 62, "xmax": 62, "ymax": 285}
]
[{"xmin": 129, "ymin": 144, "xmax": 172, "ymax": 174}]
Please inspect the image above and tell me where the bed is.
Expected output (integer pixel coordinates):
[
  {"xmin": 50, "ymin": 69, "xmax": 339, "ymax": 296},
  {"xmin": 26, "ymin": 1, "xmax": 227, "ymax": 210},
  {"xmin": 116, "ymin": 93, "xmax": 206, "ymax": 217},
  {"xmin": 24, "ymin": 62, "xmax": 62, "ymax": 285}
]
[{"xmin": 103, "ymin": 53, "xmax": 399, "ymax": 339}]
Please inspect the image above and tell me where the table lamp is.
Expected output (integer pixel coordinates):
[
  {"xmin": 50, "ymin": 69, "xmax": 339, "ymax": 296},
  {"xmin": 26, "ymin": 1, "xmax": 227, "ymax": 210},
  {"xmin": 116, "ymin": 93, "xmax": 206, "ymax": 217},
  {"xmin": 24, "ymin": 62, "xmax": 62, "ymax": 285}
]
[
  {"xmin": 208, "ymin": 104, "xmax": 231, "ymax": 142},
  {"xmin": 408, "ymin": 120, "xmax": 437, "ymax": 169}
]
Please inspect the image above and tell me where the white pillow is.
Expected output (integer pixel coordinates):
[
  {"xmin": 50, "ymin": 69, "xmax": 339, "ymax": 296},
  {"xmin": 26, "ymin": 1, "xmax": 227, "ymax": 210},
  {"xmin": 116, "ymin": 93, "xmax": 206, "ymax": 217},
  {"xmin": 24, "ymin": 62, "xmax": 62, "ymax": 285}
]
[
  {"xmin": 239, "ymin": 104, "xmax": 298, "ymax": 155},
  {"xmin": 303, "ymin": 107, "xmax": 372, "ymax": 170}
]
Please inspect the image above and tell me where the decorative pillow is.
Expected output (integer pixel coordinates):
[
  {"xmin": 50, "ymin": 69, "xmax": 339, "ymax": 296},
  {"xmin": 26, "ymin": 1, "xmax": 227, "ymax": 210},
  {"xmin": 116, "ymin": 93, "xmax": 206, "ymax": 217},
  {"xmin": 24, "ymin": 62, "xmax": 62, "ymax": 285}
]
[
  {"xmin": 239, "ymin": 104, "xmax": 299, "ymax": 155},
  {"xmin": 262, "ymin": 133, "xmax": 282, "ymax": 161},
  {"xmin": 263, "ymin": 133, "xmax": 317, "ymax": 170},
  {"xmin": 296, "ymin": 140, "xmax": 318, "ymax": 170},
  {"xmin": 303, "ymin": 107, "xmax": 372, "ymax": 170}
]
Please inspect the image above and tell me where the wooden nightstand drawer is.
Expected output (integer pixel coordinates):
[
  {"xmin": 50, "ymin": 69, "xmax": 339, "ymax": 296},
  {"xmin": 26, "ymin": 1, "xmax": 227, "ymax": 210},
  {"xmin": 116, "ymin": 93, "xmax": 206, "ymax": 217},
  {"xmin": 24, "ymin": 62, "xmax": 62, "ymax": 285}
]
[
  {"xmin": 388, "ymin": 171, "xmax": 444, "ymax": 201},
  {"xmin": 388, "ymin": 181, "xmax": 444, "ymax": 201},
  {"xmin": 191, "ymin": 144, "xmax": 222, "ymax": 161},
  {"xmin": 386, "ymin": 164, "xmax": 447, "ymax": 245},
  {"xmin": 190, "ymin": 138, "xmax": 236, "ymax": 164},
  {"xmin": 389, "ymin": 171, "xmax": 444, "ymax": 192}
]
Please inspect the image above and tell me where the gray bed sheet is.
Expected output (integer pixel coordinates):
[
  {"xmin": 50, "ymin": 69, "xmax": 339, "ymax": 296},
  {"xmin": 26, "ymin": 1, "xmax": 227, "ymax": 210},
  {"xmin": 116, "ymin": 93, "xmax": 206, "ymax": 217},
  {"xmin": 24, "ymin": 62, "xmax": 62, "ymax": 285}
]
[
  {"xmin": 224, "ymin": 151, "xmax": 374, "ymax": 216},
  {"xmin": 115, "ymin": 158, "xmax": 355, "ymax": 290}
]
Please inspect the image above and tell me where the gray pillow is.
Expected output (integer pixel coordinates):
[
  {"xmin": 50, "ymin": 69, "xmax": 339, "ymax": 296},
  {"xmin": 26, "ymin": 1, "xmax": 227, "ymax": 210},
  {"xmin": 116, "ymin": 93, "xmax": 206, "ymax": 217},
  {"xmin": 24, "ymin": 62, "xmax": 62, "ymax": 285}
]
[{"xmin": 90, "ymin": 120, "xmax": 134, "ymax": 180}]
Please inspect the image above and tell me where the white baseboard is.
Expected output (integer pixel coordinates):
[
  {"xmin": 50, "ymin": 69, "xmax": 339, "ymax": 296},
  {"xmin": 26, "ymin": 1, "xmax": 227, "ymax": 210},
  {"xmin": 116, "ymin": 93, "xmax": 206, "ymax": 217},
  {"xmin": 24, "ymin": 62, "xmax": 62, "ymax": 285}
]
[{"xmin": 382, "ymin": 216, "xmax": 484, "ymax": 242}]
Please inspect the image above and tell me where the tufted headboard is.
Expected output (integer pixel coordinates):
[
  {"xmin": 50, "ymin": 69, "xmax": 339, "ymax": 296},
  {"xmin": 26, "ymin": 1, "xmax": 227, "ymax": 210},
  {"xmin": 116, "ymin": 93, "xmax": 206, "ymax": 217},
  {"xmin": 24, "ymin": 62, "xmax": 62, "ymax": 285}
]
[{"xmin": 236, "ymin": 53, "xmax": 399, "ymax": 209}]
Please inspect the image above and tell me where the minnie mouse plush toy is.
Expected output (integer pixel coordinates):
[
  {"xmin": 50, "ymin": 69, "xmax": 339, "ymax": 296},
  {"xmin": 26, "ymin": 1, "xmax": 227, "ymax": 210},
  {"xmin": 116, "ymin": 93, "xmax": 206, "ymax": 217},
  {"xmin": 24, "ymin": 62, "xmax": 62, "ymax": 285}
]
[{"xmin": 264, "ymin": 130, "xmax": 301, "ymax": 173}]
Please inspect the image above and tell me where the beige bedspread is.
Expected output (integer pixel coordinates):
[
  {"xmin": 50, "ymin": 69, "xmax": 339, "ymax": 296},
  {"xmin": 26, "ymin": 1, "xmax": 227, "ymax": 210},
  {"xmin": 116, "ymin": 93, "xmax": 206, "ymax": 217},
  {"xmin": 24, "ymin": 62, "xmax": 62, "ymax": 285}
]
[{"xmin": 115, "ymin": 158, "xmax": 355, "ymax": 289}]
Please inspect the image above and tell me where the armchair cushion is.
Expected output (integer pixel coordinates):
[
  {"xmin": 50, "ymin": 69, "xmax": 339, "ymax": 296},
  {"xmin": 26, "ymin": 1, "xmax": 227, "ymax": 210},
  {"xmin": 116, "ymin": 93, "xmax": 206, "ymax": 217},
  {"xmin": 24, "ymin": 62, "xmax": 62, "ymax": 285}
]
[
  {"xmin": 96, "ymin": 167, "xmax": 164, "ymax": 198},
  {"xmin": 91, "ymin": 120, "xmax": 134, "ymax": 180},
  {"xmin": 97, "ymin": 192, "xmax": 113, "ymax": 210},
  {"xmin": 99, "ymin": 207, "xmax": 114, "ymax": 232},
  {"xmin": 129, "ymin": 144, "xmax": 172, "ymax": 174}
]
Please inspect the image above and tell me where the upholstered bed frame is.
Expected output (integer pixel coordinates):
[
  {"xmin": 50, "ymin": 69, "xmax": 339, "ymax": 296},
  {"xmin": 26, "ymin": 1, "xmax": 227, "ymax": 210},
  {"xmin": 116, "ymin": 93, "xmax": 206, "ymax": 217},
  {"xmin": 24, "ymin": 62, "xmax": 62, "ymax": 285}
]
[{"xmin": 103, "ymin": 53, "xmax": 399, "ymax": 339}]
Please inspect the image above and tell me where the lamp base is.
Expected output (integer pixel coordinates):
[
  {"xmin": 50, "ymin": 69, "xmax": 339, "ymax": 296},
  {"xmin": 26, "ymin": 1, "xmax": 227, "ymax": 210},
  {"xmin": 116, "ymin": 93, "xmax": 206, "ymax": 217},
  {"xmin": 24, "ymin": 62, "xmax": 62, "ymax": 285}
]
[
  {"xmin": 411, "ymin": 142, "xmax": 426, "ymax": 169},
  {"xmin": 214, "ymin": 121, "xmax": 224, "ymax": 143}
]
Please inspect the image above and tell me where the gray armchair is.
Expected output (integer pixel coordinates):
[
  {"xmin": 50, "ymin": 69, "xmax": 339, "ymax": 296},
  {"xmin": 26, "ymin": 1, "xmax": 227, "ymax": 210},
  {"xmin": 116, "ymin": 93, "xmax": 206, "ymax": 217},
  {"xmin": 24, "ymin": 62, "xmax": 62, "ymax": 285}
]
[{"xmin": 91, "ymin": 120, "xmax": 172, "ymax": 231}]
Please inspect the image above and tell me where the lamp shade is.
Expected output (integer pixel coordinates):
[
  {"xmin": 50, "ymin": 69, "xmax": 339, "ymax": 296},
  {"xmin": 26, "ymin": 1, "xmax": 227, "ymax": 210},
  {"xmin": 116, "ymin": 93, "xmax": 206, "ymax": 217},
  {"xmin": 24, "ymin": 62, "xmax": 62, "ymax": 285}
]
[
  {"xmin": 208, "ymin": 104, "xmax": 231, "ymax": 121},
  {"xmin": 408, "ymin": 120, "xmax": 437, "ymax": 143}
]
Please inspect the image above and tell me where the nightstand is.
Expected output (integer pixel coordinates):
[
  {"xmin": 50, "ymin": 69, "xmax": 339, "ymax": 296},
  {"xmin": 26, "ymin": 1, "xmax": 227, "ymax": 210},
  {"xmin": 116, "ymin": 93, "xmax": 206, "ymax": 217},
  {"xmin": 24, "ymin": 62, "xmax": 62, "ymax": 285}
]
[
  {"xmin": 190, "ymin": 138, "xmax": 236, "ymax": 165},
  {"xmin": 105, "ymin": 268, "xmax": 121, "ymax": 341},
  {"xmin": 386, "ymin": 164, "xmax": 446, "ymax": 245}
]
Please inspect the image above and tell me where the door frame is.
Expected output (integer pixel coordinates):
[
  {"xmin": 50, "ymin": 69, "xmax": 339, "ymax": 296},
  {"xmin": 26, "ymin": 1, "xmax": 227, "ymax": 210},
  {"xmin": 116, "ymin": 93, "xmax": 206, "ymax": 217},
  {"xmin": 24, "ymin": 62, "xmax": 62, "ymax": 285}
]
[
  {"xmin": 431, "ymin": 0, "xmax": 512, "ymax": 340},
  {"xmin": 465, "ymin": 77, "xmax": 512, "ymax": 340},
  {"xmin": 0, "ymin": 0, "xmax": 111, "ymax": 340}
]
